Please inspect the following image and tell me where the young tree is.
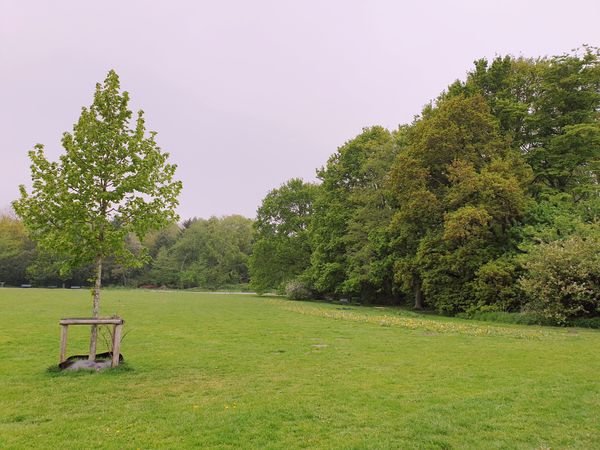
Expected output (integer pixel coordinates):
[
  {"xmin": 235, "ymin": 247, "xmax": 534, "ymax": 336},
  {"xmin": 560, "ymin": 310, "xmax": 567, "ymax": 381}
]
[{"xmin": 13, "ymin": 70, "xmax": 182, "ymax": 359}]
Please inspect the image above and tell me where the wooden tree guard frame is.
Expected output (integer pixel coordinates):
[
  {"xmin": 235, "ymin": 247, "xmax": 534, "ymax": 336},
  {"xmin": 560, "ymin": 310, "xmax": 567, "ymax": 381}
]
[{"xmin": 59, "ymin": 317, "xmax": 125, "ymax": 367}]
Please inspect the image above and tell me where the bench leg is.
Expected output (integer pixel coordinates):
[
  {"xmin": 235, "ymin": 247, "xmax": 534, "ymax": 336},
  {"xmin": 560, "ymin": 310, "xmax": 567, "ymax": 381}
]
[
  {"xmin": 111, "ymin": 324, "xmax": 123, "ymax": 367},
  {"xmin": 59, "ymin": 325, "xmax": 68, "ymax": 363}
]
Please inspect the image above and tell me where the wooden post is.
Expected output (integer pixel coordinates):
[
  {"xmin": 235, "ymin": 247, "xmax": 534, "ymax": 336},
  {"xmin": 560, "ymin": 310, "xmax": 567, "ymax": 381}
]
[
  {"xmin": 111, "ymin": 324, "xmax": 123, "ymax": 367},
  {"xmin": 59, "ymin": 324, "xmax": 68, "ymax": 363}
]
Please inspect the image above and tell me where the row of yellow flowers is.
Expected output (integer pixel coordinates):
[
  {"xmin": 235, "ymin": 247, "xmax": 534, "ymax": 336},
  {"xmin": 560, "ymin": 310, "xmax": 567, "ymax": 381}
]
[{"xmin": 266, "ymin": 299, "xmax": 556, "ymax": 340}]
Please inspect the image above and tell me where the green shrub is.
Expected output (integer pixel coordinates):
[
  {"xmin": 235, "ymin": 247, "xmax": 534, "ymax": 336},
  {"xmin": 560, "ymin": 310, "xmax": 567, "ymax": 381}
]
[
  {"xmin": 520, "ymin": 235, "xmax": 600, "ymax": 324},
  {"xmin": 472, "ymin": 256, "xmax": 525, "ymax": 312},
  {"xmin": 457, "ymin": 310, "xmax": 600, "ymax": 329},
  {"xmin": 569, "ymin": 317, "xmax": 600, "ymax": 329},
  {"xmin": 285, "ymin": 280, "xmax": 314, "ymax": 300}
]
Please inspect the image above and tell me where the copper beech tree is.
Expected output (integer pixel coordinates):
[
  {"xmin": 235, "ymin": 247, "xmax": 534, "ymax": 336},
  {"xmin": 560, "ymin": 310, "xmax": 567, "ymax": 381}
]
[{"xmin": 14, "ymin": 70, "xmax": 182, "ymax": 359}]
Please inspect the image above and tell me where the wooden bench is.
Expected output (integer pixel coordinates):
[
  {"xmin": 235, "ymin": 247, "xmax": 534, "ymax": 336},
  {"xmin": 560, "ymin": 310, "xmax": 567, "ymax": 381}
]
[{"xmin": 59, "ymin": 317, "xmax": 125, "ymax": 367}]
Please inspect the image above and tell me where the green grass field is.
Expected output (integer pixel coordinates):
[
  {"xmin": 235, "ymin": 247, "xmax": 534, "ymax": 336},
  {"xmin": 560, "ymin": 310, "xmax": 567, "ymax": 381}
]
[{"xmin": 1, "ymin": 289, "xmax": 599, "ymax": 449}]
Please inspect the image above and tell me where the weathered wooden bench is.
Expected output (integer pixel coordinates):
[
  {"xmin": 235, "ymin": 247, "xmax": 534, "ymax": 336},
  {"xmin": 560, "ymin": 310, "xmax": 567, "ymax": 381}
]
[{"xmin": 59, "ymin": 317, "xmax": 124, "ymax": 367}]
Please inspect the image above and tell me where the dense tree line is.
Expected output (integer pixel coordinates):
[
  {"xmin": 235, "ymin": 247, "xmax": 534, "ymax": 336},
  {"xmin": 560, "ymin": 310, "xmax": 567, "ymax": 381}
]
[
  {"xmin": 250, "ymin": 47, "xmax": 600, "ymax": 324},
  {"xmin": 3, "ymin": 47, "xmax": 598, "ymax": 324},
  {"xmin": 0, "ymin": 214, "xmax": 253, "ymax": 290}
]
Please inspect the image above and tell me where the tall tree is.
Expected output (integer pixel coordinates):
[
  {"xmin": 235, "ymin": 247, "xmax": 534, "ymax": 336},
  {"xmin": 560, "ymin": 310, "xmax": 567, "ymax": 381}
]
[
  {"xmin": 528, "ymin": 47, "xmax": 600, "ymax": 193},
  {"xmin": 309, "ymin": 126, "xmax": 398, "ymax": 301},
  {"xmin": 389, "ymin": 95, "xmax": 530, "ymax": 311},
  {"xmin": 13, "ymin": 70, "xmax": 182, "ymax": 358},
  {"xmin": 448, "ymin": 47, "xmax": 600, "ymax": 197},
  {"xmin": 249, "ymin": 178, "xmax": 317, "ymax": 293}
]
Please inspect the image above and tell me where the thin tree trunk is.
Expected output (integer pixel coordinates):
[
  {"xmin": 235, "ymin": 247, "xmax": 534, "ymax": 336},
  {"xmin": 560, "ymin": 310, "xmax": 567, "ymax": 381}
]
[
  {"xmin": 89, "ymin": 256, "xmax": 102, "ymax": 360},
  {"xmin": 414, "ymin": 282, "xmax": 424, "ymax": 310}
]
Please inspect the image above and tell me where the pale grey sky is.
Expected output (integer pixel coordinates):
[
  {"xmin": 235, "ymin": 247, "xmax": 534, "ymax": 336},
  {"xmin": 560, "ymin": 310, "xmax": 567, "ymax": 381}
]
[{"xmin": 1, "ymin": 0, "xmax": 599, "ymax": 219}]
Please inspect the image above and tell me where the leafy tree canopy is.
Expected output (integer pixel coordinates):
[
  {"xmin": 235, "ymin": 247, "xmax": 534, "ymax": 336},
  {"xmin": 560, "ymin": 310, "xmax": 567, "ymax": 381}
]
[
  {"xmin": 249, "ymin": 179, "xmax": 317, "ymax": 293},
  {"xmin": 153, "ymin": 215, "xmax": 253, "ymax": 290},
  {"xmin": 13, "ymin": 70, "xmax": 182, "ymax": 357}
]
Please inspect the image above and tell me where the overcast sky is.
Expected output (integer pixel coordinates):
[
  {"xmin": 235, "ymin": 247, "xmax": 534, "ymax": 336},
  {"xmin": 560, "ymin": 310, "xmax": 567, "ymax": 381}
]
[{"xmin": 1, "ymin": 0, "xmax": 599, "ymax": 220}]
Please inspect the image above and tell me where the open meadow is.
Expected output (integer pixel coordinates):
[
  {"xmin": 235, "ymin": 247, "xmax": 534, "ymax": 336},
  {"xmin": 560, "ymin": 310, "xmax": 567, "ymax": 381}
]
[{"xmin": 1, "ymin": 288, "xmax": 599, "ymax": 449}]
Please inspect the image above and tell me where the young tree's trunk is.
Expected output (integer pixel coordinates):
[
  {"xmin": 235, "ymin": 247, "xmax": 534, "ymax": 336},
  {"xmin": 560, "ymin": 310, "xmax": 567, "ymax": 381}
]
[
  {"xmin": 88, "ymin": 256, "xmax": 102, "ymax": 360},
  {"xmin": 414, "ymin": 282, "xmax": 424, "ymax": 310}
]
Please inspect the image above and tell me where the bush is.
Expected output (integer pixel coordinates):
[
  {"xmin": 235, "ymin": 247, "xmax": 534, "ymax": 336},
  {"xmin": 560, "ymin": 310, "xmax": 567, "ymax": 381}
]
[
  {"xmin": 569, "ymin": 317, "xmax": 600, "ymax": 329},
  {"xmin": 457, "ymin": 310, "xmax": 600, "ymax": 329},
  {"xmin": 472, "ymin": 256, "xmax": 525, "ymax": 312},
  {"xmin": 285, "ymin": 280, "xmax": 314, "ymax": 300},
  {"xmin": 519, "ymin": 235, "xmax": 600, "ymax": 324}
]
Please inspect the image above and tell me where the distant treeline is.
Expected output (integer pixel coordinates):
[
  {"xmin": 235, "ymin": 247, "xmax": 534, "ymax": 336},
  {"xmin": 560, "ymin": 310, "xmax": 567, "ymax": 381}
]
[
  {"xmin": 0, "ymin": 215, "xmax": 253, "ymax": 291},
  {"xmin": 2, "ymin": 47, "xmax": 599, "ymax": 324}
]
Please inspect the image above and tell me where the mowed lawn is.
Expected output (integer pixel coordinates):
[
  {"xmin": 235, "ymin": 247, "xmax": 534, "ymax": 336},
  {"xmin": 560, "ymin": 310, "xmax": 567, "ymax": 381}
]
[{"xmin": 1, "ymin": 289, "xmax": 599, "ymax": 449}]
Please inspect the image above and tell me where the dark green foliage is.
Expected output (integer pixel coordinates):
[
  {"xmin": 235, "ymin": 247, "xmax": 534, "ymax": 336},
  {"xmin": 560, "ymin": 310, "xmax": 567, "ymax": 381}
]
[
  {"xmin": 148, "ymin": 246, "xmax": 180, "ymax": 287},
  {"xmin": 151, "ymin": 215, "xmax": 253, "ymax": 289},
  {"xmin": 569, "ymin": 316, "xmax": 600, "ymax": 329},
  {"xmin": 101, "ymin": 233, "xmax": 145, "ymax": 287},
  {"xmin": 446, "ymin": 55, "xmax": 541, "ymax": 146},
  {"xmin": 249, "ymin": 179, "xmax": 317, "ymax": 294},
  {"xmin": 0, "ymin": 214, "xmax": 35, "ymax": 286},
  {"xmin": 26, "ymin": 252, "xmax": 92, "ymax": 287},
  {"xmin": 471, "ymin": 255, "xmax": 524, "ymax": 312},
  {"xmin": 449, "ymin": 46, "xmax": 600, "ymax": 197},
  {"xmin": 309, "ymin": 126, "xmax": 399, "ymax": 302},
  {"xmin": 256, "ymin": 47, "xmax": 599, "ymax": 320},
  {"xmin": 389, "ymin": 95, "xmax": 530, "ymax": 312},
  {"xmin": 0, "ymin": 213, "xmax": 252, "ymax": 290},
  {"xmin": 528, "ymin": 49, "xmax": 600, "ymax": 193},
  {"xmin": 143, "ymin": 224, "xmax": 181, "ymax": 258}
]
